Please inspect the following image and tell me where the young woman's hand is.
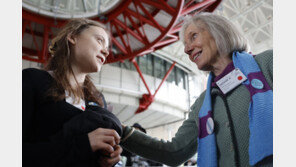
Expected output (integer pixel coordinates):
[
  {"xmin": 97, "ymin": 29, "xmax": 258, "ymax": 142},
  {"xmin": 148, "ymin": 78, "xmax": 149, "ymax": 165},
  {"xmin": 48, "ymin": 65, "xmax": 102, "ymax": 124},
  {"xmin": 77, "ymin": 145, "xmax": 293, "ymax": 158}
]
[
  {"xmin": 87, "ymin": 128, "xmax": 120, "ymax": 154},
  {"xmin": 98, "ymin": 145, "xmax": 123, "ymax": 167}
]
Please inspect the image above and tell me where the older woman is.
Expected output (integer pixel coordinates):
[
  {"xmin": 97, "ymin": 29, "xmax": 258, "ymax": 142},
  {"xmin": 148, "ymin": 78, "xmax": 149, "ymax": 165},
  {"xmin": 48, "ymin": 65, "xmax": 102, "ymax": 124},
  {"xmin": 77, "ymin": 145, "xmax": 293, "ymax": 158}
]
[{"xmin": 120, "ymin": 13, "xmax": 273, "ymax": 167}]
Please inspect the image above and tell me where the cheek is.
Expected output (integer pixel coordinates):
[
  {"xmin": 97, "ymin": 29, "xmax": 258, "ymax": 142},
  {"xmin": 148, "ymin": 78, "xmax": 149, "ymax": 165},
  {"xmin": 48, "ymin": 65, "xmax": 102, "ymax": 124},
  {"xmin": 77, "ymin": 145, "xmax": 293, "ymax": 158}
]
[{"xmin": 208, "ymin": 39, "xmax": 217, "ymax": 53}]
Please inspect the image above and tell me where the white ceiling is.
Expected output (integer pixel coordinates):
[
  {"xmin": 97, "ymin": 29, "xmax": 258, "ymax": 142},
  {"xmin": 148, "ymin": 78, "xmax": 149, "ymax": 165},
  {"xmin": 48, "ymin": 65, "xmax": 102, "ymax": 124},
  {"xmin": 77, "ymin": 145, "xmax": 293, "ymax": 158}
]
[
  {"xmin": 22, "ymin": 0, "xmax": 122, "ymax": 19},
  {"xmin": 214, "ymin": 0, "xmax": 273, "ymax": 54}
]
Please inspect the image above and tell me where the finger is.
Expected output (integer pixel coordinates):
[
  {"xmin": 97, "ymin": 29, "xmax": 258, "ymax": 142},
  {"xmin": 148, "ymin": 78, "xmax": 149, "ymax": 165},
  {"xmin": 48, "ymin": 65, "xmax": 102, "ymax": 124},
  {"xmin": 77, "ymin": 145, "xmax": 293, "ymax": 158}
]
[
  {"xmin": 102, "ymin": 136, "xmax": 116, "ymax": 147},
  {"xmin": 107, "ymin": 156, "xmax": 121, "ymax": 165},
  {"xmin": 110, "ymin": 145, "xmax": 123, "ymax": 158},
  {"xmin": 99, "ymin": 129, "xmax": 121, "ymax": 144},
  {"xmin": 97, "ymin": 142, "xmax": 114, "ymax": 154}
]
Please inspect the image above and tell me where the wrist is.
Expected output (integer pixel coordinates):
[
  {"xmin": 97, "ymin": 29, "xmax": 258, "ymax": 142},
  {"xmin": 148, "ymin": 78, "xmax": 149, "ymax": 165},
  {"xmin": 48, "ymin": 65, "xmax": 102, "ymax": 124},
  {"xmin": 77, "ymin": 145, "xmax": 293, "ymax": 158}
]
[{"xmin": 120, "ymin": 126, "xmax": 135, "ymax": 143}]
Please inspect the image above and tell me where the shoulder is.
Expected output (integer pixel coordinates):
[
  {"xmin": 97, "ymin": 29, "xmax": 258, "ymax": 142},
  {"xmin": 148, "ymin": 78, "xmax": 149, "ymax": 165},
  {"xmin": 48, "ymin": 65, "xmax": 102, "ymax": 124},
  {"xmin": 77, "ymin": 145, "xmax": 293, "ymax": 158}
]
[
  {"xmin": 22, "ymin": 68, "xmax": 54, "ymax": 91},
  {"xmin": 254, "ymin": 49, "xmax": 273, "ymax": 68},
  {"xmin": 23, "ymin": 68, "xmax": 51, "ymax": 80},
  {"xmin": 190, "ymin": 90, "xmax": 206, "ymax": 114},
  {"xmin": 254, "ymin": 50, "xmax": 273, "ymax": 89}
]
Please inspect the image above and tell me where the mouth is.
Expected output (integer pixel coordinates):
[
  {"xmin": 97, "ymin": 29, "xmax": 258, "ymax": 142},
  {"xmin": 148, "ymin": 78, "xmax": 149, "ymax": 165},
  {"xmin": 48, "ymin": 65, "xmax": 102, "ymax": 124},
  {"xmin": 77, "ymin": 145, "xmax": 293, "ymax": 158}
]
[
  {"xmin": 96, "ymin": 55, "xmax": 105, "ymax": 64},
  {"xmin": 192, "ymin": 50, "xmax": 202, "ymax": 61}
]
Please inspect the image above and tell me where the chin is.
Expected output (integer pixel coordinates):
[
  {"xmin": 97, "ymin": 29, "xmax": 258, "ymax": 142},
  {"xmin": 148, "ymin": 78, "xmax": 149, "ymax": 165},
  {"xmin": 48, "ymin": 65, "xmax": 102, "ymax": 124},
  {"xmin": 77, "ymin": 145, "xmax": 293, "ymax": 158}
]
[
  {"xmin": 196, "ymin": 64, "xmax": 207, "ymax": 72},
  {"xmin": 96, "ymin": 65, "xmax": 103, "ymax": 72},
  {"xmin": 196, "ymin": 63, "xmax": 202, "ymax": 70}
]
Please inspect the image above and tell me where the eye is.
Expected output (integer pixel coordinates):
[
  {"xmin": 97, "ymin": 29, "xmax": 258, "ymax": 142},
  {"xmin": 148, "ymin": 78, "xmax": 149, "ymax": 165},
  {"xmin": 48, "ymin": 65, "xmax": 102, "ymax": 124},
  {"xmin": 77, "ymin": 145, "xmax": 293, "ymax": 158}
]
[
  {"xmin": 191, "ymin": 33, "xmax": 198, "ymax": 41},
  {"xmin": 97, "ymin": 38, "xmax": 103, "ymax": 43}
]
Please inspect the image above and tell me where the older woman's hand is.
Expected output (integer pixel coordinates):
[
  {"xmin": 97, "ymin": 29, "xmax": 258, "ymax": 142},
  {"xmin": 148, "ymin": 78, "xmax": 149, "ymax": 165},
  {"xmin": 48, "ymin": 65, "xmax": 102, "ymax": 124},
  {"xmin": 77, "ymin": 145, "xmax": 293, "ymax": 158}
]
[
  {"xmin": 98, "ymin": 145, "xmax": 123, "ymax": 167},
  {"xmin": 87, "ymin": 128, "xmax": 120, "ymax": 153}
]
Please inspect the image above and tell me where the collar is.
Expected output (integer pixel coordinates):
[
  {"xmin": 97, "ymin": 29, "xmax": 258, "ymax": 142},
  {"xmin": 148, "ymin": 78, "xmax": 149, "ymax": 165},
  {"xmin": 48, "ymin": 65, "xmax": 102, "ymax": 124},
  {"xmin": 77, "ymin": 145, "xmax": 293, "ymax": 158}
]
[{"xmin": 211, "ymin": 61, "xmax": 235, "ymax": 88}]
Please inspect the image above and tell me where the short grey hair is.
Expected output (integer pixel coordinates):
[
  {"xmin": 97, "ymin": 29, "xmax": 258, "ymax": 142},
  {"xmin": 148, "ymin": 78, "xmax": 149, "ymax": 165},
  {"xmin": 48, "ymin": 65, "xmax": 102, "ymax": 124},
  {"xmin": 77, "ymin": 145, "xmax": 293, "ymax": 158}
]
[{"xmin": 179, "ymin": 12, "xmax": 250, "ymax": 56}]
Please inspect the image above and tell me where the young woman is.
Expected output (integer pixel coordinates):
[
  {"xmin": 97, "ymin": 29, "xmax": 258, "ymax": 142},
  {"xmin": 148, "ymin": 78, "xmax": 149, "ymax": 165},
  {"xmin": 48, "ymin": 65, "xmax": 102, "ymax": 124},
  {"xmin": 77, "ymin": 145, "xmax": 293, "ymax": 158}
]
[{"xmin": 23, "ymin": 18, "xmax": 122, "ymax": 167}]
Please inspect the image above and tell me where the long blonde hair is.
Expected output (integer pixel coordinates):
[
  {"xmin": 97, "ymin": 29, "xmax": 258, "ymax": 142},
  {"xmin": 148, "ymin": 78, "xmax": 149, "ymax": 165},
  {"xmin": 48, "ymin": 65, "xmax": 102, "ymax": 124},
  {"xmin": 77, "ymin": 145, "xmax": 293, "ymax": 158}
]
[{"xmin": 45, "ymin": 18, "xmax": 109, "ymax": 107}]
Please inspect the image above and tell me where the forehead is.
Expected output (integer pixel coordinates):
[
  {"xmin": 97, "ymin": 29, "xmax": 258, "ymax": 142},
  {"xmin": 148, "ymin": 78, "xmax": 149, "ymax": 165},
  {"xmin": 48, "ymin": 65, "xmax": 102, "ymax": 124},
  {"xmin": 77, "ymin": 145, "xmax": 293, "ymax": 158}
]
[{"xmin": 184, "ymin": 21, "xmax": 205, "ymax": 37}]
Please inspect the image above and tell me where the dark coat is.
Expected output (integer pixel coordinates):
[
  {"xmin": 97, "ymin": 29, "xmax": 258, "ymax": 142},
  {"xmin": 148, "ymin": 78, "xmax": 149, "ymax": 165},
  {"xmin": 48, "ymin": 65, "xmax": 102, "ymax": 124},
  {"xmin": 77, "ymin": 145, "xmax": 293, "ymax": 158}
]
[{"xmin": 23, "ymin": 68, "xmax": 122, "ymax": 167}]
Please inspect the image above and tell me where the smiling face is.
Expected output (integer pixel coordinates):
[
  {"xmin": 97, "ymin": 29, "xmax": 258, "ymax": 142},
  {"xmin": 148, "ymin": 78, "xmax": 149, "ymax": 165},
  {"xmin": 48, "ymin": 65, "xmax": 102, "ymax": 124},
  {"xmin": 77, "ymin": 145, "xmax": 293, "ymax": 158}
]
[
  {"xmin": 69, "ymin": 25, "xmax": 109, "ymax": 73},
  {"xmin": 184, "ymin": 21, "xmax": 219, "ymax": 72}
]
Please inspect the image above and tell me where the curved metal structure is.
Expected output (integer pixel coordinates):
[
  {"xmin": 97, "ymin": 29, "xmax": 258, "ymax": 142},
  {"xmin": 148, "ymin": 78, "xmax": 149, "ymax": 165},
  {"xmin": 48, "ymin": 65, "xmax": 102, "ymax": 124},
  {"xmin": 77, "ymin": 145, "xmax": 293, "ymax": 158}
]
[
  {"xmin": 22, "ymin": 0, "xmax": 222, "ymax": 114},
  {"xmin": 22, "ymin": 0, "xmax": 222, "ymax": 64}
]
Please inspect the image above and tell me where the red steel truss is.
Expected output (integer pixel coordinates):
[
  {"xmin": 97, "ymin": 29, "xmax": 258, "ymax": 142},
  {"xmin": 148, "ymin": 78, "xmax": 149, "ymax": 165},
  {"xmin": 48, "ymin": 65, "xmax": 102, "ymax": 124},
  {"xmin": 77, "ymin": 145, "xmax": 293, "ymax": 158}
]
[{"xmin": 22, "ymin": 0, "xmax": 221, "ymax": 113}]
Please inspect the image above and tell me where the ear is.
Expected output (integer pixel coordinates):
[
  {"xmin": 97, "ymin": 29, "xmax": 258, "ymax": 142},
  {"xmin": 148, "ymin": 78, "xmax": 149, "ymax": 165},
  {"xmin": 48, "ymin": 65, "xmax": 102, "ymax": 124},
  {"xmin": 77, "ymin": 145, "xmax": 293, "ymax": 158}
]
[{"xmin": 67, "ymin": 34, "xmax": 76, "ymax": 45}]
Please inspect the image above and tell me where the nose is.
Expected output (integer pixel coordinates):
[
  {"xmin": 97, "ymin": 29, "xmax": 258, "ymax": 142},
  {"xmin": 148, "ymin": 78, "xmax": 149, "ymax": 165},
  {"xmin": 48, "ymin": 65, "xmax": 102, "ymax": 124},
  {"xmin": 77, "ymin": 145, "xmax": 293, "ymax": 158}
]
[
  {"xmin": 184, "ymin": 44, "xmax": 193, "ymax": 56},
  {"xmin": 101, "ymin": 47, "xmax": 109, "ymax": 57}
]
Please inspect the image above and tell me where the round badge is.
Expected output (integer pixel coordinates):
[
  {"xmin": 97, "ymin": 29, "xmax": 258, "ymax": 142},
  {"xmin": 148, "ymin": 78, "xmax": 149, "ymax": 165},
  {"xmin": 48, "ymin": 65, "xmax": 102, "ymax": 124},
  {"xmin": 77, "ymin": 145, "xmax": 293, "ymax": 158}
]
[
  {"xmin": 251, "ymin": 79, "xmax": 264, "ymax": 89},
  {"xmin": 237, "ymin": 76, "xmax": 243, "ymax": 81},
  {"xmin": 206, "ymin": 117, "xmax": 214, "ymax": 135}
]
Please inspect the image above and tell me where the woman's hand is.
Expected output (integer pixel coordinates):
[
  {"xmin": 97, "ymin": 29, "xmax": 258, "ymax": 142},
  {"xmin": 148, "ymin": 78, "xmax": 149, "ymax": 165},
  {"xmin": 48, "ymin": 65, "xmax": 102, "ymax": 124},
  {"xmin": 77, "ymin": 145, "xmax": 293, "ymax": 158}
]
[
  {"xmin": 87, "ymin": 128, "xmax": 120, "ymax": 154},
  {"xmin": 98, "ymin": 145, "xmax": 123, "ymax": 167}
]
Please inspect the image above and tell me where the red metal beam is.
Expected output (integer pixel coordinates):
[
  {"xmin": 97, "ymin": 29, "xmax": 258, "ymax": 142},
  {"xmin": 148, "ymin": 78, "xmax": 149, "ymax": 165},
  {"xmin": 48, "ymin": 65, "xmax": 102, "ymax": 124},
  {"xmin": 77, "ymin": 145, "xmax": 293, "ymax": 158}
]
[
  {"xmin": 105, "ymin": 0, "xmax": 133, "ymax": 23},
  {"xmin": 153, "ymin": 62, "xmax": 176, "ymax": 97},
  {"xmin": 153, "ymin": 37, "xmax": 178, "ymax": 48},
  {"xmin": 181, "ymin": 0, "xmax": 216, "ymax": 16},
  {"xmin": 23, "ymin": 28, "xmax": 53, "ymax": 38},
  {"xmin": 125, "ymin": 12, "xmax": 150, "ymax": 45},
  {"xmin": 140, "ymin": 0, "xmax": 176, "ymax": 15},
  {"xmin": 134, "ymin": 60, "xmax": 176, "ymax": 114},
  {"xmin": 22, "ymin": 20, "xmax": 29, "ymax": 38},
  {"xmin": 137, "ymin": 48, "xmax": 155, "ymax": 56},
  {"xmin": 107, "ymin": 0, "xmax": 184, "ymax": 64},
  {"xmin": 113, "ymin": 18, "xmax": 146, "ymax": 45},
  {"xmin": 184, "ymin": 0, "xmax": 196, "ymax": 9},
  {"xmin": 125, "ymin": 8, "xmax": 158, "ymax": 31},
  {"xmin": 134, "ymin": 0, "xmax": 165, "ymax": 32},
  {"xmin": 27, "ymin": 23, "xmax": 40, "ymax": 52},
  {"xmin": 41, "ymin": 26, "xmax": 49, "ymax": 63},
  {"xmin": 22, "ymin": 9, "xmax": 65, "ymax": 28},
  {"xmin": 112, "ymin": 21, "xmax": 131, "ymax": 53},
  {"xmin": 22, "ymin": 55, "xmax": 45, "ymax": 63},
  {"xmin": 22, "ymin": 47, "xmax": 39, "ymax": 55},
  {"xmin": 22, "ymin": 0, "xmax": 222, "ymax": 65},
  {"xmin": 131, "ymin": 59, "xmax": 152, "ymax": 95},
  {"xmin": 111, "ymin": 36, "xmax": 128, "ymax": 55}
]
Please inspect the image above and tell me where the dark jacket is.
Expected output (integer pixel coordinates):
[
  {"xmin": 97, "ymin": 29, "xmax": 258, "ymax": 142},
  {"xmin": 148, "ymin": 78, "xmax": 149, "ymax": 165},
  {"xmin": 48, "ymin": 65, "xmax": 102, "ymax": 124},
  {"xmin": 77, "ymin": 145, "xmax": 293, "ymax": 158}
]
[{"xmin": 23, "ymin": 68, "xmax": 122, "ymax": 167}]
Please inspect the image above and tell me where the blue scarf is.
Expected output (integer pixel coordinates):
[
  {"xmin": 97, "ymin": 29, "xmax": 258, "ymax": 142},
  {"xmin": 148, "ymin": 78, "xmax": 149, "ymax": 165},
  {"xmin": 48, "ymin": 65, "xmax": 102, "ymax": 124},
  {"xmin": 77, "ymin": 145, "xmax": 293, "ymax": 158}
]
[{"xmin": 197, "ymin": 51, "xmax": 273, "ymax": 166}]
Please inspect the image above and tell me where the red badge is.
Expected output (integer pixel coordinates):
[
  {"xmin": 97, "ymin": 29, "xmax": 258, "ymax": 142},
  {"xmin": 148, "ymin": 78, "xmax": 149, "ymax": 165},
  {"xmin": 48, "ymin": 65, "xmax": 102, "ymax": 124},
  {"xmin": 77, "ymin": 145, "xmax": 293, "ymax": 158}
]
[
  {"xmin": 81, "ymin": 106, "xmax": 85, "ymax": 110},
  {"xmin": 237, "ymin": 76, "xmax": 243, "ymax": 80}
]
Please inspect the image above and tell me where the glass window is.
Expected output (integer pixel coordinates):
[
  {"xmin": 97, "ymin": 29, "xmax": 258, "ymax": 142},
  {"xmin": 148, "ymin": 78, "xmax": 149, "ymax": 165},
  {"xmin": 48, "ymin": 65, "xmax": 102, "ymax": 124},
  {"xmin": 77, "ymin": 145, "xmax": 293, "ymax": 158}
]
[
  {"xmin": 147, "ymin": 54, "xmax": 154, "ymax": 76},
  {"xmin": 109, "ymin": 61, "xmax": 121, "ymax": 67},
  {"xmin": 122, "ymin": 60, "xmax": 132, "ymax": 70},
  {"xmin": 130, "ymin": 57, "xmax": 137, "ymax": 71},
  {"xmin": 108, "ymin": 54, "xmax": 188, "ymax": 90},
  {"xmin": 176, "ymin": 67, "xmax": 185, "ymax": 89},
  {"xmin": 139, "ymin": 55, "xmax": 148, "ymax": 74},
  {"xmin": 154, "ymin": 56, "xmax": 165, "ymax": 79},
  {"xmin": 165, "ymin": 62, "xmax": 175, "ymax": 84},
  {"xmin": 184, "ymin": 73, "xmax": 188, "ymax": 90}
]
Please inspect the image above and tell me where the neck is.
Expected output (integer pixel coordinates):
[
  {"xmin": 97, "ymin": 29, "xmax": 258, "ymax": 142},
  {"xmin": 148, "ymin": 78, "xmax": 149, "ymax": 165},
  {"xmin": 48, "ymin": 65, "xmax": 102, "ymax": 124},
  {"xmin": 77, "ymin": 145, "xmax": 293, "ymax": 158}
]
[
  {"xmin": 212, "ymin": 54, "xmax": 232, "ymax": 76},
  {"xmin": 69, "ymin": 65, "xmax": 86, "ymax": 89}
]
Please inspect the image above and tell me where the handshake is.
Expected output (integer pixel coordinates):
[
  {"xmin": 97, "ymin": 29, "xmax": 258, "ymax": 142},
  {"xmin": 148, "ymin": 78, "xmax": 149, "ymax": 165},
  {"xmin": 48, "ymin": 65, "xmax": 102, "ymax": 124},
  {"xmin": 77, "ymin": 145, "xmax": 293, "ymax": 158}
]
[{"xmin": 62, "ymin": 104, "xmax": 124, "ymax": 167}]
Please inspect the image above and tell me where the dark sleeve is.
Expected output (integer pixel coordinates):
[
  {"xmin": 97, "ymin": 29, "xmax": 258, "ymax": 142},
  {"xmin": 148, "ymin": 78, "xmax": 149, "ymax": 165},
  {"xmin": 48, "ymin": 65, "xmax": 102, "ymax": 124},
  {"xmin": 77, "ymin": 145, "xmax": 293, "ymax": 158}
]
[{"xmin": 22, "ymin": 69, "xmax": 96, "ymax": 167}]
